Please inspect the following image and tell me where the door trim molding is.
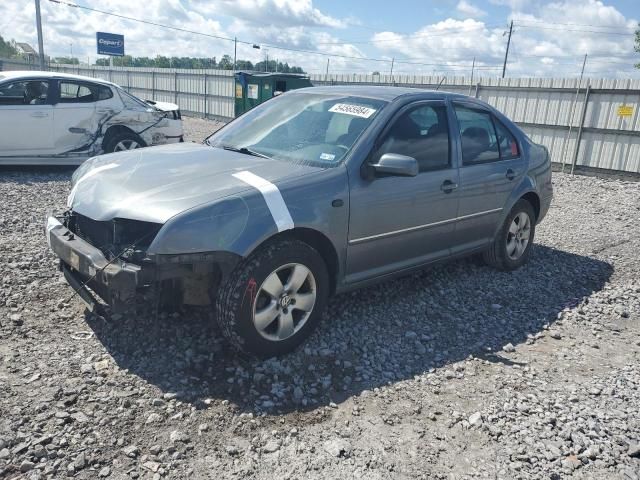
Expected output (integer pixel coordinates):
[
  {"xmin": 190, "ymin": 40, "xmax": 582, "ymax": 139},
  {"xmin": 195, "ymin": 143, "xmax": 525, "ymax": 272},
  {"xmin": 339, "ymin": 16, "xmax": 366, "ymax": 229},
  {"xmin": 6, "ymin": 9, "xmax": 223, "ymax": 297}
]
[{"xmin": 348, "ymin": 207, "xmax": 502, "ymax": 245}]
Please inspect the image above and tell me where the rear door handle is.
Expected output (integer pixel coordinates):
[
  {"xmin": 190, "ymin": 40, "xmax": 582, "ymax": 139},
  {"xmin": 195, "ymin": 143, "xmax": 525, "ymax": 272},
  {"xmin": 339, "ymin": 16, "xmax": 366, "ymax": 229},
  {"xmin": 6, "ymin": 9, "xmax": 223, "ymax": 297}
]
[
  {"xmin": 30, "ymin": 112, "xmax": 49, "ymax": 118},
  {"xmin": 506, "ymin": 169, "xmax": 516, "ymax": 181},
  {"xmin": 441, "ymin": 180, "xmax": 458, "ymax": 193}
]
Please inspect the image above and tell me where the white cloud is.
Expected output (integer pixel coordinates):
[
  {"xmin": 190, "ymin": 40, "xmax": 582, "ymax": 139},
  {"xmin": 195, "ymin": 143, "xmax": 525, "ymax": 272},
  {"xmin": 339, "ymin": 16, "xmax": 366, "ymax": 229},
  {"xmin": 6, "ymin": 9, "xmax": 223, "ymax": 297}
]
[
  {"xmin": 456, "ymin": 1, "xmax": 487, "ymax": 18},
  {"xmin": 191, "ymin": 0, "xmax": 346, "ymax": 28}
]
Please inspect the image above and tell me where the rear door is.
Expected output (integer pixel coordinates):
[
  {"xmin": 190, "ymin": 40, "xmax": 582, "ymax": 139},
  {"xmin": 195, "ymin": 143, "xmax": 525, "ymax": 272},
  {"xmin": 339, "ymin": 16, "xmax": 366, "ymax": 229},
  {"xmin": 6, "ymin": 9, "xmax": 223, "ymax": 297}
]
[
  {"xmin": 0, "ymin": 78, "xmax": 54, "ymax": 157},
  {"xmin": 452, "ymin": 102, "xmax": 526, "ymax": 253},
  {"xmin": 51, "ymin": 80, "xmax": 100, "ymax": 154}
]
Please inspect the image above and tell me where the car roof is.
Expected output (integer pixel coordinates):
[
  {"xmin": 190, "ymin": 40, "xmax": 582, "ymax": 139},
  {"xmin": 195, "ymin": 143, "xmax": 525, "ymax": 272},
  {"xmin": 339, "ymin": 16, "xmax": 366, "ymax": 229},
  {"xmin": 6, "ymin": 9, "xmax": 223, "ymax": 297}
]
[
  {"xmin": 0, "ymin": 70, "xmax": 117, "ymax": 87},
  {"xmin": 292, "ymin": 85, "xmax": 469, "ymax": 102}
]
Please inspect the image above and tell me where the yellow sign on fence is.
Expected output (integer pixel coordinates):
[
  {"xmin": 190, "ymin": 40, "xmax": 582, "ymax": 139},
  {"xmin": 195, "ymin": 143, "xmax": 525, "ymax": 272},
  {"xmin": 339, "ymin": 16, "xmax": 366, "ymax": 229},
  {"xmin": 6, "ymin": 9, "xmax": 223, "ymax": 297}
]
[{"xmin": 617, "ymin": 105, "xmax": 634, "ymax": 117}]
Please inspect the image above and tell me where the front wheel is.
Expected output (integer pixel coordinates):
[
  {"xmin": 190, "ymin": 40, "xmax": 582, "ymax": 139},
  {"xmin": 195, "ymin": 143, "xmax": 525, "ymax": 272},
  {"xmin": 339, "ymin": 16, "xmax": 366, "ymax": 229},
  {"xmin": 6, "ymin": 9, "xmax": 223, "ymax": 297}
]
[
  {"xmin": 483, "ymin": 199, "xmax": 536, "ymax": 271},
  {"xmin": 215, "ymin": 240, "xmax": 329, "ymax": 357},
  {"xmin": 103, "ymin": 130, "xmax": 146, "ymax": 153}
]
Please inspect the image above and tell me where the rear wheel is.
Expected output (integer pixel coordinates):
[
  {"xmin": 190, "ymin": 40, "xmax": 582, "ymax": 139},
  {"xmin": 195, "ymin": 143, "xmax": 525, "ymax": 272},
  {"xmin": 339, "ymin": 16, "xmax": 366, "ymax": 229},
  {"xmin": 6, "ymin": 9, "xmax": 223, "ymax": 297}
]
[
  {"xmin": 483, "ymin": 199, "xmax": 536, "ymax": 271},
  {"xmin": 215, "ymin": 240, "xmax": 329, "ymax": 357},
  {"xmin": 103, "ymin": 130, "xmax": 146, "ymax": 153}
]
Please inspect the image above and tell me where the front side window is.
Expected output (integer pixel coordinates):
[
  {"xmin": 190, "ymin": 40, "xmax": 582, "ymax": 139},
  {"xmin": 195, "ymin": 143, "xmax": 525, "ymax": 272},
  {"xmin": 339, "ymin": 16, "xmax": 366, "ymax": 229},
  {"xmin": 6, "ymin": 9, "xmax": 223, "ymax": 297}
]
[
  {"xmin": 206, "ymin": 93, "xmax": 387, "ymax": 167},
  {"xmin": 373, "ymin": 103, "xmax": 450, "ymax": 172},
  {"xmin": 454, "ymin": 105, "xmax": 500, "ymax": 165},
  {"xmin": 0, "ymin": 80, "xmax": 50, "ymax": 106}
]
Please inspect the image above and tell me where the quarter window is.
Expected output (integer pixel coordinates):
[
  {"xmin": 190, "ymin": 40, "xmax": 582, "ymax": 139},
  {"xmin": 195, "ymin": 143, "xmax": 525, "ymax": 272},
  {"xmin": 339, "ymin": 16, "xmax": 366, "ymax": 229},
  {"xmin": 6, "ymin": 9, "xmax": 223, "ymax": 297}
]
[
  {"xmin": 374, "ymin": 104, "xmax": 450, "ymax": 172},
  {"xmin": 454, "ymin": 105, "xmax": 500, "ymax": 165},
  {"xmin": 0, "ymin": 80, "xmax": 50, "ymax": 106},
  {"xmin": 494, "ymin": 119, "xmax": 519, "ymax": 159}
]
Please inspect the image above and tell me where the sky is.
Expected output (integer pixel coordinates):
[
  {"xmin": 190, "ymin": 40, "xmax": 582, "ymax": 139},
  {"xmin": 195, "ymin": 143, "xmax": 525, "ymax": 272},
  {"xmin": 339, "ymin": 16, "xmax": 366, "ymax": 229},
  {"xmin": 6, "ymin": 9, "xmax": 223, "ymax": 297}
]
[{"xmin": 1, "ymin": 0, "xmax": 639, "ymax": 78}]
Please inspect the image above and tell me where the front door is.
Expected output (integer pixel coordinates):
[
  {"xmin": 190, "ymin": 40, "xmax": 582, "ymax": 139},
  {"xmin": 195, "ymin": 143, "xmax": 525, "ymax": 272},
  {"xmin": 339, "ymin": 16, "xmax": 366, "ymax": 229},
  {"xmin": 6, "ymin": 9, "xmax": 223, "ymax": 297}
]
[
  {"xmin": 451, "ymin": 103, "xmax": 527, "ymax": 253},
  {"xmin": 346, "ymin": 101, "xmax": 459, "ymax": 284},
  {"xmin": 0, "ymin": 79, "xmax": 54, "ymax": 157}
]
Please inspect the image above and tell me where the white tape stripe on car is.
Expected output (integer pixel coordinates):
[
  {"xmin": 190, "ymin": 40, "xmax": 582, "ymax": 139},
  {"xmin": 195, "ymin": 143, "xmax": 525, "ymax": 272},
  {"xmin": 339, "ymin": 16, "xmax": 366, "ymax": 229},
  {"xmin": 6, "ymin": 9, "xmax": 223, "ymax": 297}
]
[
  {"xmin": 46, "ymin": 216, "xmax": 62, "ymax": 247},
  {"xmin": 67, "ymin": 163, "xmax": 119, "ymax": 207},
  {"xmin": 232, "ymin": 170, "xmax": 294, "ymax": 232}
]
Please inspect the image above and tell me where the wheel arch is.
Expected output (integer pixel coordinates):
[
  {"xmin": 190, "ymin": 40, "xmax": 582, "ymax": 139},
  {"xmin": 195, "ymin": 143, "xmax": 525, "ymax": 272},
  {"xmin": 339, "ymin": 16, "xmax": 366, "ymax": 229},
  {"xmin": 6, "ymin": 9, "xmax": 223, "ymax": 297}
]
[
  {"xmin": 520, "ymin": 191, "xmax": 541, "ymax": 222},
  {"xmin": 253, "ymin": 228, "xmax": 340, "ymax": 294},
  {"xmin": 102, "ymin": 124, "xmax": 144, "ymax": 150}
]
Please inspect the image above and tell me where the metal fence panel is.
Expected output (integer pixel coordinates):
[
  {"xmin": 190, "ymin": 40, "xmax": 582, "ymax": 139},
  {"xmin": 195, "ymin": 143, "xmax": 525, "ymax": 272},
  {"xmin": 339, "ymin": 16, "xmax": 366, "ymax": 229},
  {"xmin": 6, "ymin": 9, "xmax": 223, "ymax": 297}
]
[{"xmin": 2, "ymin": 61, "xmax": 639, "ymax": 173}]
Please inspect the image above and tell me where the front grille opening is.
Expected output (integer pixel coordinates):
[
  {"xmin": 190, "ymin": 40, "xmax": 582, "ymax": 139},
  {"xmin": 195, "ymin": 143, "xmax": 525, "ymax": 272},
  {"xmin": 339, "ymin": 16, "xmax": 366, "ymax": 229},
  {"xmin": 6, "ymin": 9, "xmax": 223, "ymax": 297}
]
[{"xmin": 67, "ymin": 213, "xmax": 162, "ymax": 260}]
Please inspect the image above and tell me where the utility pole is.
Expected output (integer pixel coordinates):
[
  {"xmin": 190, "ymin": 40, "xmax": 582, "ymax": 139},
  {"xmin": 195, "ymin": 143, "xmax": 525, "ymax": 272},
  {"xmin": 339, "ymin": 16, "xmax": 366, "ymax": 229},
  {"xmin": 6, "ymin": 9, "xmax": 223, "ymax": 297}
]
[
  {"xmin": 502, "ymin": 20, "xmax": 513, "ymax": 79},
  {"xmin": 468, "ymin": 56, "xmax": 475, "ymax": 96},
  {"xmin": 35, "ymin": 0, "xmax": 45, "ymax": 70},
  {"xmin": 389, "ymin": 57, "xmax": 395, "ymax": 81},
  {"xmin": 325, "ymin": 58, "xmax": 330, "ymax": 81},
  {"xmin": 233, "ymin": 37, "xmax": 237, "ymax": 72},
  {"xmin": 560, "ymin": 53, "xmax": 588, "ymax": 172}
]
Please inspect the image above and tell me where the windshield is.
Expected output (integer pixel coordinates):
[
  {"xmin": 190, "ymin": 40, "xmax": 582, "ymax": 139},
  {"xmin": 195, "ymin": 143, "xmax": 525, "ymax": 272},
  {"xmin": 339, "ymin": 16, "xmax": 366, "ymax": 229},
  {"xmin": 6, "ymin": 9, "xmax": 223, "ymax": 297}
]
[{"xmin": 205, "ymin": 92, "xmax": 387, "ymax": 167}]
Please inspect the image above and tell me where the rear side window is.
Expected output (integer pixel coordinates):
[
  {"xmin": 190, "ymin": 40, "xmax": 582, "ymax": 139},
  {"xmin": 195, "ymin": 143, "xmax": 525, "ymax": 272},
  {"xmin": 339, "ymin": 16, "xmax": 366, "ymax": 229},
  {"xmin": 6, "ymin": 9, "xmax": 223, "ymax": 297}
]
[
  {"xmin": 374, "ymin": 103, "xmax": 450, "ymax": 172},
  {"xmin": 0, "ymin": 80, "xmax": 50, "ymax": 106},
  {"xmin": 494, "ymin": 119, "xmax": 519, "ymax": 159},
  {"xmin": 454, "ymin": 105, "xmax": 500, "ymax": 165},
  {"xmin": 59, "ymin": 81, "xmax": 113, "ymax": 103}
]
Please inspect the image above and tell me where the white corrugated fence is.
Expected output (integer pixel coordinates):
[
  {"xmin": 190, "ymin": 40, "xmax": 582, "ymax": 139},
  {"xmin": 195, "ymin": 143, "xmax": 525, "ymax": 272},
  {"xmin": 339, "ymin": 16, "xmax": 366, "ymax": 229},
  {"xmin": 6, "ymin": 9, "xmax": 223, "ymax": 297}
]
[{"xmin": 4, "ymin": 61, "xmax": 639, "ymax": 174}]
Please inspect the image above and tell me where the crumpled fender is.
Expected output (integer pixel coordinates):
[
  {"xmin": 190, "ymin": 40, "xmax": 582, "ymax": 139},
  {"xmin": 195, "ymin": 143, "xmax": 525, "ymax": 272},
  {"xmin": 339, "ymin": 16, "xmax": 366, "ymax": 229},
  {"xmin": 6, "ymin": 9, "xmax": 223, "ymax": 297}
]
[{"xmin": 146, "ymin": 193, "xmax": 268, "ymax": 256}]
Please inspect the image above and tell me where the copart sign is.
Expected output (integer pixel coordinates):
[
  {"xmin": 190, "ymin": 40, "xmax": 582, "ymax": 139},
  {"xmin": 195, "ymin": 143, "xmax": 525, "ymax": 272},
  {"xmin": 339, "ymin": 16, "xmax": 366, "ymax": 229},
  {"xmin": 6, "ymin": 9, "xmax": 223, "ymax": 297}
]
[{"xmin": 97, "ymin": 32, "xmax": 125, "ymax": 56}]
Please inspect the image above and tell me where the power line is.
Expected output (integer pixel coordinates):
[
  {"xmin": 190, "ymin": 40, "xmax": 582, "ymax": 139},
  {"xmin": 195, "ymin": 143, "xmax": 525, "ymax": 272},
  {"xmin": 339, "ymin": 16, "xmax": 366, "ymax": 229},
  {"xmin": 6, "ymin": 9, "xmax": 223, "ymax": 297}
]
[
  {"xmin": 316, "ymin": 24, "xmax": 502, "ymax": 45},
  {"xmin": 511, "ymin": 18, "xmax": 636, "ymax": 31},
  {"xmin": 517, "ymin": 24, "xmax": 635, "ymax": 36},
  {"xmin": 45, "ymin": 0, "xmax": 639, "ymax": 75},
  {"xmin": 47, "ymin": 0, "xmax": 506, "ymax": 70}
]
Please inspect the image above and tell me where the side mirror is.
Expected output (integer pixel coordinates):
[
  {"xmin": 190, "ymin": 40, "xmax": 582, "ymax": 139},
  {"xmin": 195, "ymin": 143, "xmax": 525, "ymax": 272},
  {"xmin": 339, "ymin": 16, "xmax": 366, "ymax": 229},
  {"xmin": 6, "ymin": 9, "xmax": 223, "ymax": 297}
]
[{"xmin": 370, "ymin": 153, "xmax": 419, "ymax": 177}]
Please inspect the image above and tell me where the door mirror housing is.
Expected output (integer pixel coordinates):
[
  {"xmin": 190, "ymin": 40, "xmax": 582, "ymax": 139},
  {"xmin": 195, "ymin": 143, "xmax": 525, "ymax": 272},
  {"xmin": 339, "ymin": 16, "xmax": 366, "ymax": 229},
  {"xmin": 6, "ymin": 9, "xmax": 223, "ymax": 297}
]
[{"xmin": 370, "ymin": 153, "xmax": 419, "ymax": 177}]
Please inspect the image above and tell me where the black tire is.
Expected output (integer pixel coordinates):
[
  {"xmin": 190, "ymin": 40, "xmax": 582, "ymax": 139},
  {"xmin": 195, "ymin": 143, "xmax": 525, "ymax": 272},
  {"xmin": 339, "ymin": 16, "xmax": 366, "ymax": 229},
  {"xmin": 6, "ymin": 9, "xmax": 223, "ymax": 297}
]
[
  {"xmin": 483, "ymin": 199, "xmax": 536, "ymax": 271},
  {"xmin": 215, "ymin": 239, "xmax": 329, "ymax": 358},
  {"xmin": 102, "ymin": 130, "xmax": 146, "ymax": 153}
]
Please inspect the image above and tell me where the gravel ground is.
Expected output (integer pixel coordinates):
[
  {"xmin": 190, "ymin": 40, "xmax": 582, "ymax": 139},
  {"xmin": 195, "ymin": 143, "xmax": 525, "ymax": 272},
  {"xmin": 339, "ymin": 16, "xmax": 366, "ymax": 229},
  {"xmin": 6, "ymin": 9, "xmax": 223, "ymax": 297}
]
[
  {"xmin": 0, "ymin": 116, "xmax": 639, "ymax": 479},
  {"xmin": 182, "ymin": 116, "xmax": 226, "ymax": 143}
]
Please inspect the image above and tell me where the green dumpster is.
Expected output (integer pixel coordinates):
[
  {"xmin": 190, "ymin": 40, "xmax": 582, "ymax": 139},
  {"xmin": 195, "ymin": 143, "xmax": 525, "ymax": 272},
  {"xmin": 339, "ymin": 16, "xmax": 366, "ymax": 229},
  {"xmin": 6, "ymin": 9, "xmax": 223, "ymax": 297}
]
[{"xmin": 234, "ymin": 71, "xmax": 312, "ymax": 117}]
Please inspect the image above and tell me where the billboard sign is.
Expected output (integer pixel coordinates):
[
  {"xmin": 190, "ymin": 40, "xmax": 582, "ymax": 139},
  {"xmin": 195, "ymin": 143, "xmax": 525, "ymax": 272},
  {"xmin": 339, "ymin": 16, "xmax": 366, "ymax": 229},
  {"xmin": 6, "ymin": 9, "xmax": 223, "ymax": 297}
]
[{"xmin": 96, "ymin": 32, "xmax": 124, "ymax": 56}]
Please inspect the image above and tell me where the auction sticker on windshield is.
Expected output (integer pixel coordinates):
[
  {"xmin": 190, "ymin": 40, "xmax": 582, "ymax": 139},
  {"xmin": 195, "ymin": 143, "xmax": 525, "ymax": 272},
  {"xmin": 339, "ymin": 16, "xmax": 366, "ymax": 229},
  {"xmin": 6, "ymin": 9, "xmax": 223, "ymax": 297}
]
[{"xmin": 329, "ymin": 103, "xmax": 377, "ymax": 118}]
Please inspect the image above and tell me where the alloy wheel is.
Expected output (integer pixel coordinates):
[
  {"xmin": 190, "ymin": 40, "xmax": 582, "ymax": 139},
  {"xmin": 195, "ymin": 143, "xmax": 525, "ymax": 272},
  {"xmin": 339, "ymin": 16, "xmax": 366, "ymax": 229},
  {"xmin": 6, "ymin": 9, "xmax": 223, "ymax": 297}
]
[
  {"xmin": 253, "ymin": 263, "xmax": 317, "ymax": 341},
  {"xmin": 114, "ymin": 139, "xmax": 140, "ymax": 151},
  {"xmin": 506, "ymin": 211, "xmax": 531, "ymax": 260}
]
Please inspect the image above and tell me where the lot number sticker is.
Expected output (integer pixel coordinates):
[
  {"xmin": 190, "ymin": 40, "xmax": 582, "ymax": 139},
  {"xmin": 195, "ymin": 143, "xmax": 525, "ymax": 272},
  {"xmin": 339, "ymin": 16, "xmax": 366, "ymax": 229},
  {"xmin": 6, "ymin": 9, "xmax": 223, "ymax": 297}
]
[
  {"xmin": 617, "ymin": 105, "xmax": 634, "ymax": 117},
  {"xmin": 329, "ymin": 103, "xmax": 377, "ymax": 118}
]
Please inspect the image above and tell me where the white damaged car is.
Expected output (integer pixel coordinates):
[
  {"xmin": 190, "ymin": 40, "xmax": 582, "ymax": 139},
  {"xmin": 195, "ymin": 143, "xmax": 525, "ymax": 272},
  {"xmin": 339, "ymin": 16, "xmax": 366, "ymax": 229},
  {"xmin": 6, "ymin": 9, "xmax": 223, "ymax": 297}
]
[{"xmin": 0, "ymin": 71, "xmax": 183, "ymax": 165}]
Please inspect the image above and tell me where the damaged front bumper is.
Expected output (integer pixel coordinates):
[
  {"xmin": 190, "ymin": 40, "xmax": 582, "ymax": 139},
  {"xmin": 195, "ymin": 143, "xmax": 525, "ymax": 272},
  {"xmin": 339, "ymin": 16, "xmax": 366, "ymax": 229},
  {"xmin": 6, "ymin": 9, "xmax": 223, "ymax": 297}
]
[{"xmin": 46, "ymin": 216, "xmax": 151, "ymax": 313}]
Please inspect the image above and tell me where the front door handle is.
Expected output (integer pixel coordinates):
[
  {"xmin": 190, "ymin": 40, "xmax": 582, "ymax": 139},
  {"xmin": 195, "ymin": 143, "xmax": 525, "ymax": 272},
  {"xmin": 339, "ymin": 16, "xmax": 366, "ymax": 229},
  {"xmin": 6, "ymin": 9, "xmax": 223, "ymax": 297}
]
[
  {"xmin": 441, "ymin": 180, "xmax": 458, "ymax": 193},
  {"xmin": 30, "ymin": 112, "xmax": 49, "ymax": 118},
  {"xmin": 506, "ymin": 169, "xmax": 516, "ymax": 181}
]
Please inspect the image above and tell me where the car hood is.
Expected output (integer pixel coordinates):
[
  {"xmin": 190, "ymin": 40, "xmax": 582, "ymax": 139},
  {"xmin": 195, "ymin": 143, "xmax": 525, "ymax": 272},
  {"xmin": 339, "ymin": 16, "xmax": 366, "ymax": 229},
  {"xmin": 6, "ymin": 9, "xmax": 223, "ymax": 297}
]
[{"xmin": 69, "ymin": 143, "xmax": 324, "ymax": 223}]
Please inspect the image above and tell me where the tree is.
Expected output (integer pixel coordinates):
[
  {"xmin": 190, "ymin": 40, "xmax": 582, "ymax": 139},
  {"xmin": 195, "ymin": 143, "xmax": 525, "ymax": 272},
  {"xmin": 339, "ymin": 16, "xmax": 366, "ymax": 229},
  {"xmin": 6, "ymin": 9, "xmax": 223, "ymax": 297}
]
[
  {"xmin": 89, "ymin": 53, "xmax": 304, "ymax": 72},
  {"xmin": 635, "ymin": 23, "xmax": 640, "ymax": 69},
  {"xmin": 0, "ymin": 34, "xmax": 18, "ymax": 58},
  {"xmin": 217, "ymin": 54, "xmax": 233, "ymax": 70},
  {"xmin": 53, "ymin": 56, "xmax": 79, "ymax": 65}
]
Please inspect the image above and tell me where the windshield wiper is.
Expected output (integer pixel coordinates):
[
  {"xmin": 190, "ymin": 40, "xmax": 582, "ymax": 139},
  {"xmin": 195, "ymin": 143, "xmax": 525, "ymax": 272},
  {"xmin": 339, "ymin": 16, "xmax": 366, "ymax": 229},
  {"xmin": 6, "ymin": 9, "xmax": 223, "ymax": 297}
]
[{"xmin": 220, "ymin": 144, "xmax": 270, "ymax": 159}]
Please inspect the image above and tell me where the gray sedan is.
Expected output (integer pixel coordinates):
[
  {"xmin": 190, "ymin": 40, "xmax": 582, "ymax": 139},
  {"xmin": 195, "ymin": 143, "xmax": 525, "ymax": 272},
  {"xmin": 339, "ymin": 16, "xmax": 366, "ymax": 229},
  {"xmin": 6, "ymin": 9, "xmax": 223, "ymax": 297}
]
[{"xmin": 46, "ymin": 86, "xmax": 553, "ymax": 357}]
